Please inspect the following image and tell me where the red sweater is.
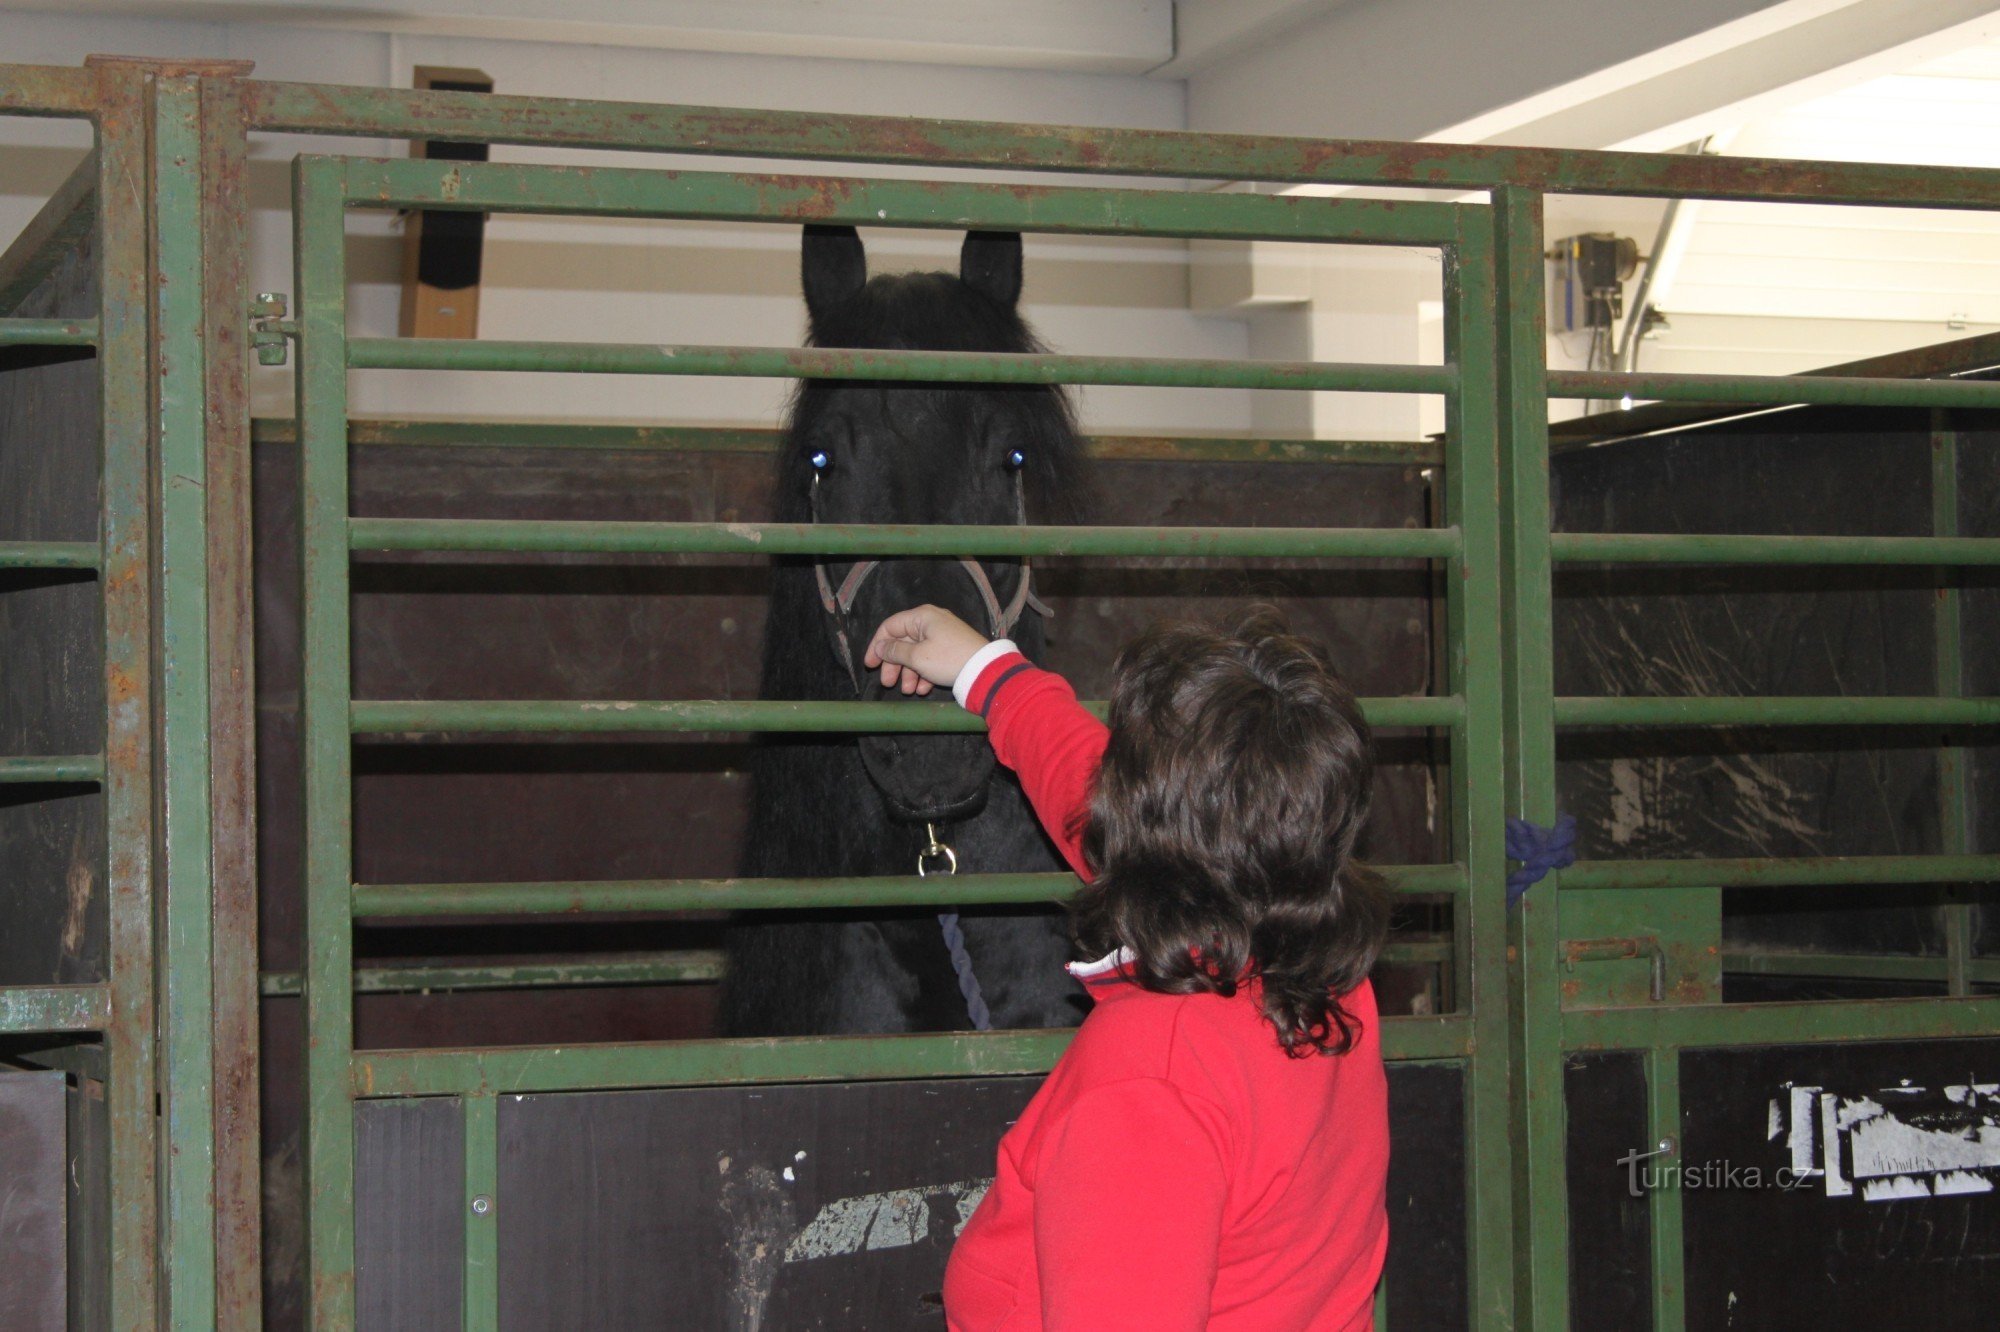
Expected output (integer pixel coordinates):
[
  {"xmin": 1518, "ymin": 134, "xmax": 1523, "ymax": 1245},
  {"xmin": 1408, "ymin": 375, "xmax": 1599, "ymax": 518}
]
[{"xmin": 942, "ymin": 650, "xmax": 1389, "ymax": 1332}]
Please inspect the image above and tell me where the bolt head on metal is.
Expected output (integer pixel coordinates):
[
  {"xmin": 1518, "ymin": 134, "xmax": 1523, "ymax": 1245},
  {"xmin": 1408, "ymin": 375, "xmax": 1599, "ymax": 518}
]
[{"xmin": 470, "ymin": 1194, "xmax": 493, "ymax": 1215}]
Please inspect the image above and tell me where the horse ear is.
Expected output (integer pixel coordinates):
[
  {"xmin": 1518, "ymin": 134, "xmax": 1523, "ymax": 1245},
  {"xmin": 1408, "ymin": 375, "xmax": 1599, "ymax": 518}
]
[
  {"xmin": 960, "ymin": 231, "xmax": 1022, "ymax": 308},
  {"xmin": 802, "ymin": 225, "xmax": 867, "ymax": 322}
]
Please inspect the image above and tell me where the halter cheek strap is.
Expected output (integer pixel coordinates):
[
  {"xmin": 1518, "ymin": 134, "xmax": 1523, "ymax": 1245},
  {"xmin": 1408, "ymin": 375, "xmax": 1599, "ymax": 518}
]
[{"xmin": 811, "ymin": 474, "xmax": 1052, "ymax": 692}]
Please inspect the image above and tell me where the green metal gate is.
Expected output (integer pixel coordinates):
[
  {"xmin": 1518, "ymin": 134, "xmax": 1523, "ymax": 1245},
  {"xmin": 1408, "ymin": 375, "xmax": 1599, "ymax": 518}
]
[
  {"xmin": 8, "ymin": 56, "xmax": 2000, "ymax": 1331},
  {"xmin": 289, "ymin": 151, "xmax": 1508, "ymax": 1329}
]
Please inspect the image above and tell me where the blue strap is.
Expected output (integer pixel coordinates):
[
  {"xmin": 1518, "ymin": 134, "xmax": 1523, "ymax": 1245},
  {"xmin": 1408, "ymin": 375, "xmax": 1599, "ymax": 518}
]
[
  {"xmin": 1505, "ymin": 813, "xmax": 1577, "ymax": 906},
  {"xmin": 936, "ymin": 911, "xmax": 993, "ymax": 1031}
]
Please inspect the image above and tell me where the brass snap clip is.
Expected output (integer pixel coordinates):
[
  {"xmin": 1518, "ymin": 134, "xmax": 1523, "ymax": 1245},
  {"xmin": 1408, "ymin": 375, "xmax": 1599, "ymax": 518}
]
[{"xmin": 917, "ymin": 822, "xmax": 957, "ymax": 877}]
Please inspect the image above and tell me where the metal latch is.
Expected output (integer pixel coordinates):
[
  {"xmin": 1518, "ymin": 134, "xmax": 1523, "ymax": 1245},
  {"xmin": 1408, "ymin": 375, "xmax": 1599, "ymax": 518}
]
[
  {"xmin": 249, "ymin": 292, "xmax": 296, "ymax": 366},
  {"xmin": 1564, "ymin": 935, "xmax": 1666, "ymax": 1003}
]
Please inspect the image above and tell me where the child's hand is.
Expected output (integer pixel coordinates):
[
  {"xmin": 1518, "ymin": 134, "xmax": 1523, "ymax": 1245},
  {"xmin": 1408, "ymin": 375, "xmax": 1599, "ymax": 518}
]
[{"xmin": 863, "ymin": 605, "xmax": 990, "ymax": 696}]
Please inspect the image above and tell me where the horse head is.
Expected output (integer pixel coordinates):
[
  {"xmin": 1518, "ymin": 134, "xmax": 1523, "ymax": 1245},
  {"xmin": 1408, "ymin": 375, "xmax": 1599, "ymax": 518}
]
[{"xmin": 772, "ymin": 224, "xmax": 1085, "ymax": 824}]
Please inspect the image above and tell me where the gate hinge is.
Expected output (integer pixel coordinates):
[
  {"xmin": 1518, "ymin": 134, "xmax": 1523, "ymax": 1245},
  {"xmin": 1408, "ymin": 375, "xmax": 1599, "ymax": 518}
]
[{"xmin": 249, "ymin": 292, "xmax": 296, "ymax": 366}]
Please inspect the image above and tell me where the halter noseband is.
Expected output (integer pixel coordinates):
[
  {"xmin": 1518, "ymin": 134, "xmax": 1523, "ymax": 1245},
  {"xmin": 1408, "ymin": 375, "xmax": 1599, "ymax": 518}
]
[{"xmin": 810, "ymin": 473, "xmax": 1052, "ymax": 692}]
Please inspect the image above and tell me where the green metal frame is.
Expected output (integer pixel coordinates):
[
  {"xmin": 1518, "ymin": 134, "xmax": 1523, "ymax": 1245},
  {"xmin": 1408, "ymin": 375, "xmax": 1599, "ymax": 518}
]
[
  {"xmin": 6, "ymin": 55, "xmax": 2000, "ymax": 1330},
  {"xmin": 290, "ymin": 148, "xmax": 1503, "ymax": 1329}
]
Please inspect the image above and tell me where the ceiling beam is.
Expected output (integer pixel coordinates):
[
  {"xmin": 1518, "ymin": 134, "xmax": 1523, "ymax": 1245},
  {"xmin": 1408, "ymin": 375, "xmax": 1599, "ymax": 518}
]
[{"xmin": 0, "ymin": 0, "xmax": 1175, "ymax": 74}]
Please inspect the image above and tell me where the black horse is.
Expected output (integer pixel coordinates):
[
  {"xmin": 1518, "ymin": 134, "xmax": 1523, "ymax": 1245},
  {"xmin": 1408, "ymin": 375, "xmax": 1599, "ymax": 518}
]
[{"xmin": 718, "ymin": 225, "xmax": 1091, "ymax": 1037}]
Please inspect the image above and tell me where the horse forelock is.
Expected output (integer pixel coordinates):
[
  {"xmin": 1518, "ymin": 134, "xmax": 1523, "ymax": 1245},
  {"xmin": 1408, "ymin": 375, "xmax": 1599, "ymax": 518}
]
[{"xmin": 781, "ymin": 271, "xmax": 1091, "ymax": 527}]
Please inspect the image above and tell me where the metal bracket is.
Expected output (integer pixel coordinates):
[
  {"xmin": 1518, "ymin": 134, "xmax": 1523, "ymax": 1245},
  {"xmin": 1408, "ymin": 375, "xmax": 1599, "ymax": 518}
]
[
  {"xmin": 1564, "ymin": 935, "xmax": 1667, "ymax": 1003},
  {"xmin": 249, "ymin": 291, "xmax": 295, "ymax": 366}
]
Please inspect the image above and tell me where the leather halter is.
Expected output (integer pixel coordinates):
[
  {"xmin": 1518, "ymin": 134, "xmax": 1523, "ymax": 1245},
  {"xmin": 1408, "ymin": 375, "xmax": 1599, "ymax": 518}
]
[{"xmin": 810, "ymin": 473, "xmax": 1052, "ymax": 692}]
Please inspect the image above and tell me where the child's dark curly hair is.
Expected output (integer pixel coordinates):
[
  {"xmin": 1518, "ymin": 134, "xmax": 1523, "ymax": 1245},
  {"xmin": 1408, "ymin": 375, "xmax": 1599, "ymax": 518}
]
[{"xmin": 1070, "ymin": 606, "xmax": 1391, "ymax": 1056}]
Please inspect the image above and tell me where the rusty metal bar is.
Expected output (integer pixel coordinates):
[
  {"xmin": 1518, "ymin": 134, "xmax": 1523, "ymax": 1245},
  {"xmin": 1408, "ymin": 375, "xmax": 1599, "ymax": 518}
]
[
  {"xmin": 236, "ymin": 77, "xmax": 2000, "ymax": 208},
  {"xmin": 1558, "ymin": 854, "xmax": 2000, "ymax": 891},
  {"xmin": 0, "ymin": 62, "xmax": 100, "ymax": 115},
  {"xmin": 199, "ymin": 68, "xmax": 264, "ymax": 1330},
  {"xmin": 1565, "ymin": 995, "xmax": 2000, "ymax": 1051},
  {"xmin": 0, "ymin": 983, "xmax": 112, "ymax": 1033},
  {"xmin": 352, "ymin": 1016, "xmax": 1475, "ymax": 1098},
  {"xmin": 348, "ymin": 336, "xmax": 1456, "ymax": 395},
  {"xmin": 92, "ymin": 58, "xmax": 164, "ymax": 1328},
  {"xmin": 347, "ymin": 694, "xmax": 1462, "ymax": 733},
  {"xmin": 1553, "ymin": 532, "xmax": 2000, "ymax": 566},
  {"xmin": 0, "ymin": 316, "xmax": 97, "ymax": 345},
  {"xmin": 347, "ymin": 514, "xmax": 1462, "ymax": 560},
  {"xmin": 341, "ymin": 154, "xmax": 1465, "ymax": 247},
  {"xmin": 1549, "ymin": 367, "xmax": 2000, "ymax": 409},
  {"xmin": 0, "ymin": 540, "xmax": 101, "ymax": 569},
  {"xmin": 348, "ymin": 863, "xmax": 1467, "ymax": 918},
  {"xmin": 1557, "ymin": 696, "xmax": 2000, "ymax": 727},
  {"xmin": 0, "ymin": 755, "xmax": 104, "ymax": 782},
  {"xmin": 252, "ymin": 417, "xmax": 1445, "ymax": 467}
]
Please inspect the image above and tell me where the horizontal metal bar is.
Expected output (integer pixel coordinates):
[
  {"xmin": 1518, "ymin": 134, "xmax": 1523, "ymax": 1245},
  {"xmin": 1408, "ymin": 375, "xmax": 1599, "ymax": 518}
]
[
  {"xmin": 1553, "ymin": 532, "xmax": 2000, "ymax": 566},
  {"xmin": 347, "ymin": 516, "xmax": 1461, "ymax": 560},
  {"xmin": 259, "ymin": 952, "xmax": 727, "ymax": 996},
  {"xmin": 339, "ymin": 156, "xmax": 1464, "ymax": 247},
  {"xmin": 240, "ymin": 78, "xmax": 2000, "ymax": 208},
  {"xmin": 350, "ymin": 863, "xmax": 1467, "ymax": 918},
  {"xmin": 348, "ymin": 338, "xmax": 1456, "ymax": 396},
  {"xmin": 1722, "ymin": 950, "xmax": 2000, "ymax": 986},
  {"xmin": 0, "ymin": 983, "xmax": 111, "ymax": 1034},
  {"xmin": 1549, "ymin": 368, "xmax": 2000, "ymax": 409},
  {"xmin": 0, "ymin": 63, "xmax": 100, "ymax": 117},
  {"xmin": 254, "ymin": 417, "xmax": 1445, "ymax": 466},
  {"xmin": 0, "ymin": 540, "xmax": 99, "ymax": 570},
  {"xmin": 1557, "ymin": 696, "xmax": 2000, "ymax": 727},
  {"xmin": 1560, "ymin": 854, "xmax": 2000, "ymax": 891},
  {"xmin": 355, "ymin": 1030, "xmax": 1075, "ymax": 1096},
  {"xmin": 350, "ymin": 694, "xmax": 1463, "ymax": 734},
  {"xmin": 1564, "ymin": 994, "xmax": 2000, "ymax": 1051},
  {"xmin": 353, "ymin": 1012, "xmax": 1471, "ymax": 1096},
  {"xmin": 0, "ymin": 316, "xmax": 96, "ymax": 347},
  {"xmin": 267, "ymin": 939, "xmax": 1451, "ymax": 995},
  {"xmin": 0, "ymin": 755, "xmax": 105, "ymax": 784}
]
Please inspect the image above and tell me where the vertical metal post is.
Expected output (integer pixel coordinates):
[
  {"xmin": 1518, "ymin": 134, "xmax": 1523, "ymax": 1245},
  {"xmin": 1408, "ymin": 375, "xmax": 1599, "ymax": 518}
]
[
  {"xmin": 296, "ymin": 155, "xmax": 358, "ymax": 1329},
  {"xmin": 1446, "ymin": 210, "xmax": 1519, "ymax": 1329},
  {"xmin": 464, "ymin": 1095, "xmax": 500, "ymax": 1331},
  {"xmin": 1932, "ymin": 410, "xmax": 1974, "ymax": 997},
  {"xmin": 1490, "ymin": 186, "xmax": 1570, "ymax": 1329},
  {"xmin": 88, "ymin": 57, "xmax": 163, "ymax": 1331},
  {"xmin": 152, "ymin": 69, "xmax": 220, "ymax": 1331},
  {"xmin": 1644, "ymin": 1046, "xmax": 1686, "ymax": 1330},
  {"xmin": 198, "ymin": 67, "xmax": 264, "ymax": 1330}
]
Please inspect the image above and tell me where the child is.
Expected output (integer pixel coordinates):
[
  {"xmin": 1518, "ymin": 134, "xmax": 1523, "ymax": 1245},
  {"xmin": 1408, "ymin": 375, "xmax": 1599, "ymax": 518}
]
[{"xmin": 862, "ymin": 604, "xmax": 1392, "ymax": 1332}]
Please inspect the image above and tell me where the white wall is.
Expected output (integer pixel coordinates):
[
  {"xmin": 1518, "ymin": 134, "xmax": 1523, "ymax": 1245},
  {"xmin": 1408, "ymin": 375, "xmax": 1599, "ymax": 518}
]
[{"xmin": 0, "ymin": 12, "xmax": 1263, "ymax": 434}]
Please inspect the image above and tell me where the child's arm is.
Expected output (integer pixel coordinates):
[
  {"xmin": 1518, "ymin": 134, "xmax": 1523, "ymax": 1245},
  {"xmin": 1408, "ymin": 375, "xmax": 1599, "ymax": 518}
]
[
  {"xmin": 1033, "ymin": 1079, "xmax": 1230, "ymax": 1329},
  {"xmin": 863, "ymin": 606, "xmax": 1107, "ymax": 881}
]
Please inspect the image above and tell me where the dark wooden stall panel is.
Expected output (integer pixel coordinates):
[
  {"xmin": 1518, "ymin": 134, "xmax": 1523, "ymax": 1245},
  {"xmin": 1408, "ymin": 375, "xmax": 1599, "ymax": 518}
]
[
  {"xmin": 355, "ymin": 1097, "xmax": 465, "ymax": 1330},
  {"xmin": 1679, "ymin": 1036, "xmax": 2000, "ymax": 1330},
  {"xmin": 1551, "ymin": 411, "xmax": 1952, "ymax": 976},
  {"xmin": 0, "ymin": 236, "xmax": 104, "ymax": 989},
  {"xmin": 1564, "ymin": 1052, "xmax": 1652, "ymax": 1330},
  {"xmin": 1382, "ymin": 1062, "xmax": 1469, "ymax": 1330},
  {"xmin": 496, "ymin": 1077, "xmax": 1040, "ymax": 1331},
  {"xmin": 334, "ymin": 1064, "xmax": 1468, "ymax": 1330},
  {"xmin": 0, "ymin": 1069, "xmax": 67, "ymax": 1331},
  {"xmin": 1951, "ymin": 413, "xmax": 2000, "ymax": 961}
]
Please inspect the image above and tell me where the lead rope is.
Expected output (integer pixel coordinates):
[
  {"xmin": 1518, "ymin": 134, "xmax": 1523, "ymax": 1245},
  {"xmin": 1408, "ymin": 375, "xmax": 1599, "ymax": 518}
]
[{"xmin": 920, "ymin": 827, "xmax": 993, "ymax": 1031}]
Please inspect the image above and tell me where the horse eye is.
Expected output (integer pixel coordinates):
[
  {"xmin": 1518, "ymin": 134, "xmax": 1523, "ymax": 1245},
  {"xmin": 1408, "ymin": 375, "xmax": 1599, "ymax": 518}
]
[
  {"xmin": 810, "ymin": 449, "xmax": 831, "ymax": 472},
  {"xmin": 1005, "ymin": 448, "xmax": 1026, "ymax": 470}
]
